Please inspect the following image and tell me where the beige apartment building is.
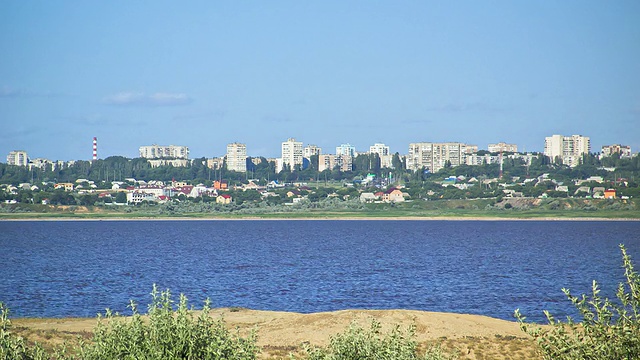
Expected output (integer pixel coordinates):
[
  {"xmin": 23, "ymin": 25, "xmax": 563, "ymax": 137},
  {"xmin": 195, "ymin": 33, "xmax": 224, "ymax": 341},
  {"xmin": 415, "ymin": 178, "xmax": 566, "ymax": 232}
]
[
  {"xmin": 544, "ymin": 134, "xmax": 590, "ymax": 167},
  {"xmin": 488, "ymin": 142, "xmax": 518, "ymax": 153},
  {"xmin": 318, "ymin": 154, "xmax": 353, "ymax": 172},
  {"xmin": 281, "ymin": 138, "xmax": 303, "ymax": 171},
  {"xmin": 407, "ymin": 142, "xmax": 474, "ymax": 172},
  {"xmin": 601, "ymin": 144, "xmax": 631, "ymax": 158},
  {"xmin": 226, "ymin": 142, "xmax": 247, "ymax": 172}
]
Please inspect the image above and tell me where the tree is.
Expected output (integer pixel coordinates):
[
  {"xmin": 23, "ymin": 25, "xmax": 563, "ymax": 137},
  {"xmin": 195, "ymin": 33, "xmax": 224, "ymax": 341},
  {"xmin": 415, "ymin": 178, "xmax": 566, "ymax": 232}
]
[
  {"xmin": 115, "ymin": 192, "xmax": 127, "ymax": 204},
  {"xmin": 515, "ymin": 245, "xmax": 640, "ymax": 359}
]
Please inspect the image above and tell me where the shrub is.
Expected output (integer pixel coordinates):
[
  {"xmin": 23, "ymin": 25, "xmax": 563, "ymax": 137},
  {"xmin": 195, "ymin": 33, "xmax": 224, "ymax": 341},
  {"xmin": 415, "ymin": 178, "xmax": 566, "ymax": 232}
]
[
  {"xmin": 77, "ymin": 285, "xmax": 258, "ymax": 360},
  {"xmin": 515, "ymin": 244, "xmax": 640, "ymax": 359},
  {"xmin": 302, "ymin": 320, "xmax": 457, "ymax": 360},
  {"xmin": 0, "ymin": 302, "xmax": 48, "ymax": 360}
]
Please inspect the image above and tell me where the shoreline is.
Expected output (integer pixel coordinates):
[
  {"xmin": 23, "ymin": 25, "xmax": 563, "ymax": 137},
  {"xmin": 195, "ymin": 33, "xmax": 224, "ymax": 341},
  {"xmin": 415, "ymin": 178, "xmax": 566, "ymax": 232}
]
[
  {"xmin": 11, "ymin": 308, "xmax": 540, "ymax": 359},
  {"xmin": 1, "ymin": 215, "xmax": 639, "ymax": 221}
]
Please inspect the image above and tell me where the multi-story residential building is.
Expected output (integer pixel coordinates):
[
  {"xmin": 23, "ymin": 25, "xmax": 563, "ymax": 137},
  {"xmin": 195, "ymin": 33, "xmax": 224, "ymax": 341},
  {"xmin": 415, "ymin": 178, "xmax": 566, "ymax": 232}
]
[
  {"xmin": 139, "ymin": 144, "xmax": 189, "ymax": 159},
  {"xmin": 226, "ymin": 142, "xmax": 247, "ymax": 172},
  {"xmin": 7, "ymin": 151, "xmax": 28, "ymax": 166},
  {"xmin": 207, "ymin": 157, "xmax": 224, "ymax": 170},
  {"xmin": 303, "ymin": 144, "xmax": 322, "ymax": 158},
  {"xmin": 148, "ymin": 159, "xmax": 189, "ymax": 168},
  {"xmin": 601, "ymin": 144, "xmax": 632, "ymax": 158},
  {"xmin": 318, "ymin": 154, "xmax": 353, "ymax": 172},
  {"xmin": 28, "ymin": 158, "xmax": 53, "ymax": 170},
  {"xmin": 488, "ymin": 142, "xmax": 518, "ymax": 153},
  {"xmin": 336, "ymin": 143, "xmax": 356, "ymax": 157},
  {"xmin": 465, "ymin": 154, "xmax": 501, "ymax": 166},
  {"xmin": 407, "ymin": 142, "xmax": 474, "ymax": 172},
  {"xmin": 380, "ymin": 155, "xmax": 394, "ymax": 169},
  {"xmin": 369, "ymin": 143, "xmax": 390, "ymax": 156},
  {"xmin": 281, "ymin": 138, "xmax": 303, "ymax": 171},
  {"xmin": 544, "ymin": 134, "xmax": 590, "ymax": 167},
  {"xmin": 464, "ymin": 144, "xmax": 478, "ymax": 154}
]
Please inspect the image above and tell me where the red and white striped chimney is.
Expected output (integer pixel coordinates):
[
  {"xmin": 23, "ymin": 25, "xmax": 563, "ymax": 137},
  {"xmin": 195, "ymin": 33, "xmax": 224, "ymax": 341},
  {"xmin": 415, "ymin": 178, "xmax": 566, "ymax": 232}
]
[{"xmin": 92, "ymin": 137, "xmax": 97, "ymax": 161}]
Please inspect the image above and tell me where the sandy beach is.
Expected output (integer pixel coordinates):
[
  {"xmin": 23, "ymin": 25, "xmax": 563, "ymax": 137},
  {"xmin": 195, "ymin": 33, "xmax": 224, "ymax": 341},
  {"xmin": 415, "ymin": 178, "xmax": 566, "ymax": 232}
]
[{"xmin": 13, "ymin": 308, "xmax": 541, "ymax": 359}]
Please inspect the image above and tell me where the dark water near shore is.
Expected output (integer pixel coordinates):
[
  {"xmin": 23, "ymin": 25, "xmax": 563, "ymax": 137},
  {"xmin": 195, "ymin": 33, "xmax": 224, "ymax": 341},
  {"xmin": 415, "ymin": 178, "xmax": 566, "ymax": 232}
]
[{"xmin": 1, "ymin": 220, "xmax": 639, "ymax": 322}]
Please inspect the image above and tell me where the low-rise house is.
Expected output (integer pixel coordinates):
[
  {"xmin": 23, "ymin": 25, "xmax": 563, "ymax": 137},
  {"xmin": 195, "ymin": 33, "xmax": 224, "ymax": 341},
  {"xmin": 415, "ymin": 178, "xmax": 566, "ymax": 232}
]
[
  {"xmin": 127, "ymin": 191, "xmax": 156, "ymax": 204},
  {"xmin": 604, "ymin": 189, "xmax": 616, "ymax": 199},
  {"xmin": 555, "ymin": 185, "xmax": 569, "ymax": 192},
  {"xmin": 359, "ymin": 192, "xmax": 378, "ymax": 203},
  {"xmin": 574, "ymin": 186, "xmax": 591, "ymax": 196},
  {"xmin": 216, "ymin": 194, "xmax": 232, "ymax": 204},
  {"xmin": 382, "ymin": 188, "xmax": 405, "ymax": 203},
  {"xmin": 54, "ymin": 183, "xmax": 74, "ymax": 191},
  {"xmin": 214, "ymin": 180, "xmax": 228, "ymax": 190}
]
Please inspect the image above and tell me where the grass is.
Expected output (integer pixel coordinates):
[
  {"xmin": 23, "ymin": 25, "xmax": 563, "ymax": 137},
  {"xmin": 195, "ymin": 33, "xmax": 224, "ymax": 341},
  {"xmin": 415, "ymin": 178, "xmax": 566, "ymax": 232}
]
[{"xmin": 1, "ymin": 198, "xmax": 638, "ymax": 220}]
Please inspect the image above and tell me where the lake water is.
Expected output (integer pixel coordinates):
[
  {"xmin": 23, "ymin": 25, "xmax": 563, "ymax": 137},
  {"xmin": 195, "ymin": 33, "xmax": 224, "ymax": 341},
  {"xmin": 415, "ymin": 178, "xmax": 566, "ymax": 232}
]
[{"xmin": 1, "ymin": 220, "xmax": 639, "ymax": 322}]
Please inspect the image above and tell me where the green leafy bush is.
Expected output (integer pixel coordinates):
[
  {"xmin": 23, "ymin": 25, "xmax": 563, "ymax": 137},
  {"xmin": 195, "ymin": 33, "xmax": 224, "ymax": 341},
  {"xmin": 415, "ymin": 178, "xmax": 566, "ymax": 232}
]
[
  {"xmin": 1, "ymin": 302, "xmax": 48, "ymax": 360},
  {"xmin": 515, "ymin": 244, "xmax": 640, "ymax": 359},
  {"xmin": 77, "ymin": 285, "xmax": 258, "ymax": 360},
  {"xmin": 302, "ymin": 320, "xmax": 457, "ymax": 360}
]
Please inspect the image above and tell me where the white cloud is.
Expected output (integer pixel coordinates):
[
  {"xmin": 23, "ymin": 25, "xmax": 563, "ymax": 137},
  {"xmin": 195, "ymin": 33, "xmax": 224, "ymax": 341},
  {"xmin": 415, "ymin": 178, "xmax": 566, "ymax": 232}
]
[{"xmin": 103, "ymin": 92, "xmax": 192, "ymax": 106}]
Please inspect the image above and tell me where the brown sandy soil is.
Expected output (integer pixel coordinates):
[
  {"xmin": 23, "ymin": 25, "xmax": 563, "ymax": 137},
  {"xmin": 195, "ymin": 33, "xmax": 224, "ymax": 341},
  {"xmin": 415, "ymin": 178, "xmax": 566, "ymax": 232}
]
[{"xmin": 12, "ymin": 308, "xmax": 542, "ymax": 359}]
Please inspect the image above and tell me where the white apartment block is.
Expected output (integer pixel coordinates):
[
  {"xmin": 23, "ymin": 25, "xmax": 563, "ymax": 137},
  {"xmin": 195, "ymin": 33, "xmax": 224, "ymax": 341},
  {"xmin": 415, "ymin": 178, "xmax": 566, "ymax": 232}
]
[
  {"xmin": 544, "ymin": 134, "xmax": 590, "ymax": 167},
  {"xmin": 28, "ymin": 158, "xmax": 54, "ymax": 170},
  {"xmin": 380, "ymin": 154, "xmax": 394, "ymax": 169},
  {"xmin": 369, "ymin": 143, "xmax": 390, "ymax": 156},
  {"xmin": 465, "ymin": 154, "xmax": 501, "ymax": 166},
  {"xmin": 148, "ymin": 159, "xmax": 189, "ymax": 168},
  {"xmin": 139, "ymin": 144, "xmax": 189, "ymax": 159},
  {"xmin": 7, "ymin": 151, "xmax": 28, "ymax": 166},
  {"xmin": 318, "ymin": 154, "xmax": 353, "ymax": 172},
  {"xmin": 488, "ymin": 142, "xmax": 518, "ymax": 153},
  {"xmin": 601, "ymin": 144, "xmax": 631, "ymax": 158},
  {"xmin": 226, "ymin": 142, "xmax": 247, "ymax": 172},
  {"xmin": 336, "ymin": 143, "xmax": 356, "ymax": 157},
  {"xmin": 303, "ymin": 144, "xmax": 322, "ymax": 158},
  {"xmin": 281, "ymin": 138, "xmax": 303, "ymax": 171},
  {"xmin": 407, "ymin": 142, "xmax": 473, "ymax": 172}
]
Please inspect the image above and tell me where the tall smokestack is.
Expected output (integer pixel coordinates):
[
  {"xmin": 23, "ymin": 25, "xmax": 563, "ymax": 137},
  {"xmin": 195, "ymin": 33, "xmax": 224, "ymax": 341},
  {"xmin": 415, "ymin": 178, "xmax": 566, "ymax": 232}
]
[{"xmin": 93, "ymin": 137, "xmax": 97, "ymax": 161}]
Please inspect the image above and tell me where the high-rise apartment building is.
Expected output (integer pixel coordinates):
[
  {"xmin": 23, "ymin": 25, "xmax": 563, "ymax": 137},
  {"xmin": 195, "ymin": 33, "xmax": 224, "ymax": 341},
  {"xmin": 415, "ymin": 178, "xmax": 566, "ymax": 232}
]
[
  {"xmin": 139, "ymin": 144, "xmax": 189, "ymax": 159},
  {"xmin": 488, "ymin": 142, "xmax": 518, "ymax": 153},
  {"xmin": 336, "ymin": 143, "xmax": 356, "ymax": 157},
  {"xmin": 6, "ymin": 150, "xmax": 28, "ymax": 166},
  {"xmin": 601, "ymin": 144, "xmax": 631, "ymax": 158},
  {"xmin": 281, "ymin": 138, "xmax": 303, "ymax": 171},
  {"xmin": 303, "ymin": 144, "xmax": 322, "ymax": 158},
  {"xmin": 369, "ymin": 143, "xmax": 390, "ymax": 156},
  {"xmin": 407, "ymin": 142, "xmax": 473, "ymax": 172},
  {"xmin": 544, "ymin": 135, "xmax": 590, "ymax": 167},
  {"xmin": 318, "ymin": 154, "xmax": 353, "ymax": 172},
  {"xmin": 226, "ymin": 142, "xmax": 247, "ymax": 172}
]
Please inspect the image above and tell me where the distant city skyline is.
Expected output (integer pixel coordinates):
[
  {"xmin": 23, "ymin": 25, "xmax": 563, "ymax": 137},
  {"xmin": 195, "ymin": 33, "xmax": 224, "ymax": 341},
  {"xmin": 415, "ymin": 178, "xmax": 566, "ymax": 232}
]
[{"xmin": 1, "ymin": 1, "xmax": 639, "ymax": 160}]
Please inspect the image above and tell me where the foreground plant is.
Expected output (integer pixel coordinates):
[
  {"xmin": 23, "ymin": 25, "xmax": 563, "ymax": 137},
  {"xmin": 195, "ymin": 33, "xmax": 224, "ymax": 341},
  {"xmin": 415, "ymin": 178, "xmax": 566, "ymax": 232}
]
[
  {"xmin": 515, "ymin": 244, "xmax": 640, "ymax": 359},
  {"xmin": 0, "ymin": 302, "xmax": 48, "ymax": 360},
  {"xmin": 77, "ymin": 285, "xmax": 258, "ymax": 360},
  {"xmin": 302, "ymin": 320, "xmax": 457, "ymax": 360}
]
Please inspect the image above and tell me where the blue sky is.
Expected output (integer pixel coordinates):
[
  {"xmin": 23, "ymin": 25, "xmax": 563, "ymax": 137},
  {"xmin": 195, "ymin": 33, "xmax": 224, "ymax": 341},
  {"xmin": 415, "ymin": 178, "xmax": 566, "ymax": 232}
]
[{"xmin": 1, "ymin": 1, "xmax": 639, "ymax": 160}]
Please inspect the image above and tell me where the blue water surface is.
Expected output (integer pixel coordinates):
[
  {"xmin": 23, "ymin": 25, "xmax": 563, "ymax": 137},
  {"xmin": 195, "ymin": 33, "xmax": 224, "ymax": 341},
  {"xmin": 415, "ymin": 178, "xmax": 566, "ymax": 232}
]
[{"xmin": 1, "ymin": 220, "xmax": 639, "ymax": 322}]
